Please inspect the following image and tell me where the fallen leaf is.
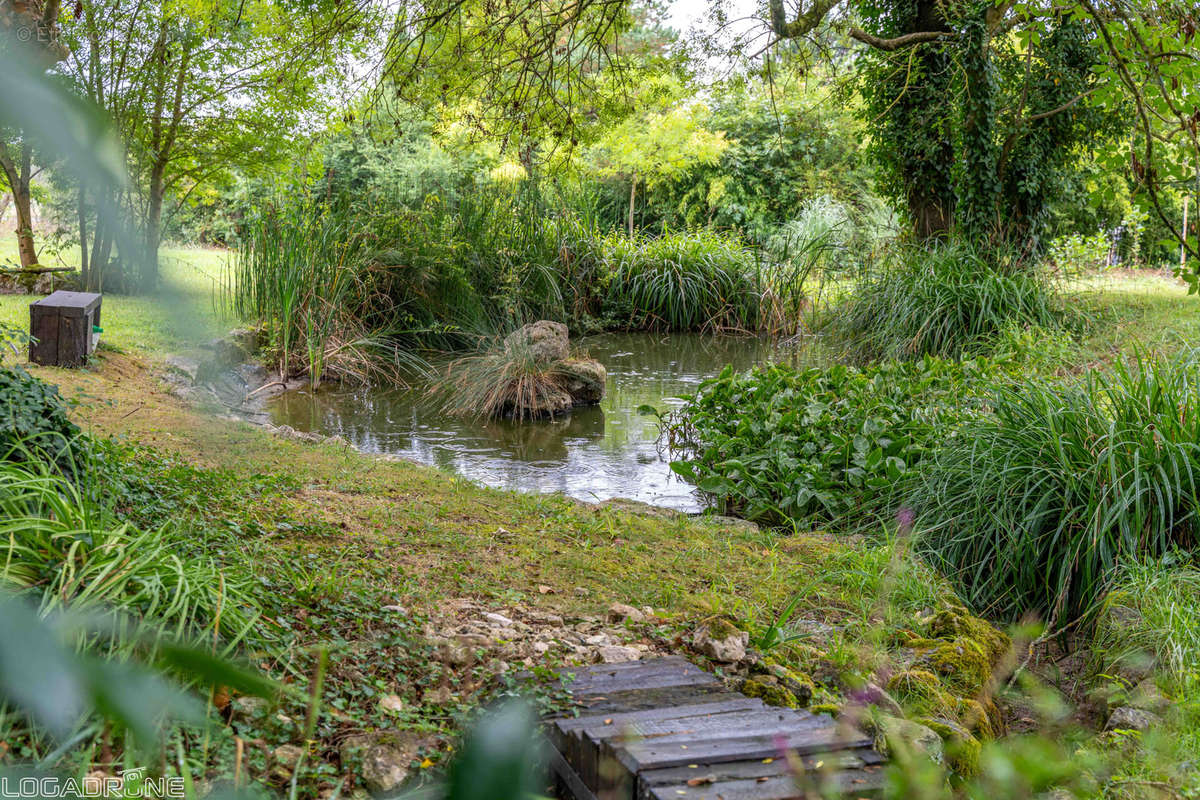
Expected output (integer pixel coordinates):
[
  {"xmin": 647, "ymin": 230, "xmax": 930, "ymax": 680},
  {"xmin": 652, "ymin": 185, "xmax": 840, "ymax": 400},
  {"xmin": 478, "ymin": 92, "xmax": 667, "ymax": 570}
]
[{"xmin": 686, "ymin": 776, "xmax": 714, "ymax": 786}]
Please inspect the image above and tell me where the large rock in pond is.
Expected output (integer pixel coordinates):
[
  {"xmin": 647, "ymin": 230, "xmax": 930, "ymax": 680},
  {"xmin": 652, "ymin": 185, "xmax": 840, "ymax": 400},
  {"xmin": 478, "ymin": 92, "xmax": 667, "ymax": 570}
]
[
  {"xmin": 560, "ymin": 358, "xmax": 606, "ymax": 406},
  {"xmin": 505, "ymin": 320, "xmax": 569, "ymax": 364}
]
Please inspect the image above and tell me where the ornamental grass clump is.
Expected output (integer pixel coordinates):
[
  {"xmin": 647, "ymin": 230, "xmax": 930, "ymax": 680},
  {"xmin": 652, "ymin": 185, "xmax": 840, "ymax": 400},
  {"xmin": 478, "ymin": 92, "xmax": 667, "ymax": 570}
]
[
  {"xmin": 910, "ymin": 354, "xmax": 1200, "ymax": 626},
  {"xmin": 601, "ymin": 230, "xmax": 763, "ymax": 332},
  {"xmin": 835, "ymin": 242, "xmax": 1070, "ymax": 361}
]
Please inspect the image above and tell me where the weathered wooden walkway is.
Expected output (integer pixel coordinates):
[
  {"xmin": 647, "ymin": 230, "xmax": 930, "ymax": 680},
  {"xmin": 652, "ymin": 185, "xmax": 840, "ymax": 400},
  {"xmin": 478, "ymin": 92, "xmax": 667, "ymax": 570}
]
[{"xmin": 543, "ymin": 656, "xmax": 886, "ymax": 800}]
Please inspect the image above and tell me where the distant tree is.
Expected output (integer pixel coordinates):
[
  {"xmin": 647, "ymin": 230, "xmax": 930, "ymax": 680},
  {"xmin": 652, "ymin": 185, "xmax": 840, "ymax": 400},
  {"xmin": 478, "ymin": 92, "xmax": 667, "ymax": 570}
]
[{"xmin": 0, "ymin": 0, "xmax": 67, "ymax": 269}]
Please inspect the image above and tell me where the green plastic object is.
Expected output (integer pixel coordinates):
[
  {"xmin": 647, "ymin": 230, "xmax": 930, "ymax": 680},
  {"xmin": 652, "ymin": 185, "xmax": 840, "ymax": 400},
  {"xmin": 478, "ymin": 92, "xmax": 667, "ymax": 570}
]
[{"xmin": 92, "ymin": 325, "xmax": 103, "ymax": 333}]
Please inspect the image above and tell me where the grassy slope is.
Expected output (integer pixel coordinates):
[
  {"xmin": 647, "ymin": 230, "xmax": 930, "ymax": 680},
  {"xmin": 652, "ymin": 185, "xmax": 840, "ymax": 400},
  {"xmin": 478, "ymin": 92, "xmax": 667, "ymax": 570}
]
[{"xmin": 4, "ymin": 234, "xmax": 1199, "ymax": 792}]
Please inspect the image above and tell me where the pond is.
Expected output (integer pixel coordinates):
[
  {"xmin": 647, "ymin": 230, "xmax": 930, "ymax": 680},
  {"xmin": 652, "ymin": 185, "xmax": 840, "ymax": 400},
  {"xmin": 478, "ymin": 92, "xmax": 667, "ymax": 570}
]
[{"xmin": 268, "ymin": 333, "xmax": 798, "ymax": 512}]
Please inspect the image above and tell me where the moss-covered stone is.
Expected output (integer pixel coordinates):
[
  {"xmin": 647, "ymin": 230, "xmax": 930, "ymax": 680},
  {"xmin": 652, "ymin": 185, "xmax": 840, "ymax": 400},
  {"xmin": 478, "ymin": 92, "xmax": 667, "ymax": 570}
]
[
  {"xmin": 922, "ymin": 717, "xmax": 982, "ymax": 778},
  {"xmin": 742, "ymin": 676, "xmax": 798, "ymax": 708},
  {"xmin": 765, "ymin": 663, "xmax": 815, "ymax": 707},
  {"xmin": 928, "ymin": 608, "xmax": 1010, "ymax": 663},
  {"xmin": 886, "ymin": 669, "xmax": 955, "ymax": 717},
  {"xmin": 810, "ymin": 702, "xmax": 840, "ymax": 717},
  {"xmin": 925, "ymin": 638, "xmax": 993, "ymax": 695},
  {"xmin": 704, "ymin": 616, "xmax": 742, "ymax": 640}
]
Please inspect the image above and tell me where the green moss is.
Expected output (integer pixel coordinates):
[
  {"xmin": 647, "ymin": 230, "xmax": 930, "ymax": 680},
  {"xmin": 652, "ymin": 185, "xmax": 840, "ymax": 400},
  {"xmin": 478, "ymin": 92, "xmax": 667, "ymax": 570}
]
[
  {"xmin": 766, "ymin": 663, "xmax": 815, "ymax": 707},
  {"xmin": 742, "ymin": 676, "xmax": 799, "ymax": 708},
  {"xmin": 810, "ymin": 702, "xmax": 840, "ymax": 716},
  {"xmin": 928, "ymin": 608, "xmax": 1010, "ymax": 662},
  {"xmin": 886, "ymin": 669, "xmax": 955, "ymax": 716},
  {"xmin": 922, "ymin": 717, "xmax": 982, "ymax": 778},
  {"xmin": 704, "ymin": 616, "xmax": 742, "ymax": 640},
  {"xmin": 925, "ymin": 638, "xmax": 993, "ymax": 695}
]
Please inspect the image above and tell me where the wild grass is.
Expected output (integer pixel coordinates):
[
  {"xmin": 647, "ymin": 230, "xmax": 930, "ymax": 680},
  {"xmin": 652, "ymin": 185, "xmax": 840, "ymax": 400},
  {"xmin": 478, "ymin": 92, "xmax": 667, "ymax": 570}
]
[
  {"xmin": 430, "ymin": 342, "xmax": 575, "ymax": 421},
  {"xmin": 601, "ymin": 230, "xmax": 764, "ymax": 332},
  {"xmin": 1094, "ymin": 559, "xmax": 1200, "ymax": 693},
  {"xmin": 834, "ymin": 242, "xmax": 1071, "ymax": 360},
  {"xmin": 0, "ymin": 451, "xmax": 255, "ymax": 647},
  {"xmin": 909, "ymin": 354, "xmax": 1200, "ymax": 627}
]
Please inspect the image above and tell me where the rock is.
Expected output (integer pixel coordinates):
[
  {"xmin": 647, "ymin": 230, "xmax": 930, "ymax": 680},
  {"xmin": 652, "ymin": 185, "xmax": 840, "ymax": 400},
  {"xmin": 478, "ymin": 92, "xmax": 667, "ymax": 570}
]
[
  {"xmin": 272, "ymin": 744, "xmax": 305, "ymax": 781},
  {"xmin": 379, "ymin": 694, "xmax": 405, "ymax": 714},
  {"xmin": 872, "ymin": 714, "xmax": 944, "ymax": 764},
  {"xmin": 560, "ymin": 358, "xmax": 606, "ymax": 406},
  {"xmin": 423, "ymin": 686, "xmax": 454, "ymax": 705},
  {"xmin": 381, "ymin": 604, "xmax": 407, "ymax": 613},
  {"xmin": 483, "ymin": 612, "xmax": 515, "ymax": 627},
  {"xmin": 607, "ymin": 603, "xmax": 646, "ymax": 623},
  {"xmin": 854, "ymin": 681, "xmax": 903, "ymax": 716},
  {"xmin": 232, "ymin": 695, "xmax": 269, "ymax": 719},
  {"xmin": 361, "ymin": 744, "xmax": 412, "ymax": 795},
  {"xmin": 692, "ymin": 618, "xmax": 749, "ymax": 663},
  {"xmin": 1105, "ymin": 706, "xmax": 1160, "ymax": 732},
  {"xmin": 742, "ymin": 676, "xmax": 798, "ymax": 708},
  {"xmin": 596, "ymin": 645, "xmax": 641, "ymax": 663},
  {"xmin": 1129, "ymin": 679, "xmax": 1171, "ymax": 714},
  {"xmin": 504, "ymin": 320, "xmax": 569, "ymax": 364}
]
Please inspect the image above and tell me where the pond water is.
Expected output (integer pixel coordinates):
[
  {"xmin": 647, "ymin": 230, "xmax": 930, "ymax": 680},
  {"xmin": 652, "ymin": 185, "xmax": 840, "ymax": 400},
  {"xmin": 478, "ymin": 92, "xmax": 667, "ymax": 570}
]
[{"xmin": 268, "ymin": 333, "xmax": 799, "ymax": 511}]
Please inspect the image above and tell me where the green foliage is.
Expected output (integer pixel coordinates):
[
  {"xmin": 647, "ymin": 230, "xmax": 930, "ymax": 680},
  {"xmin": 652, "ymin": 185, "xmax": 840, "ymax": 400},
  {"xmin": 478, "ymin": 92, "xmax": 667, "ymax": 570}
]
[
  {"xmin": 834, "ymin": 242, "xmax": 1070, "ymax": 361},
  {"xmin": 910, "ymin": 354, "xmax": 1200, "ymax": 623},
  {"xmin": 601, "ymin": 230, "xmax": 763, "ymax": 332},
  {"xmin": 1094, "ymin": 558, "xmax": 1200, "ymax": 695},
  {"xmin": 0, "ymin": 365, "xmax": 80, "ymax": 470},
  {"xmin": 665, "ymin": 357, "xmax": 995, "ymax": 524}
]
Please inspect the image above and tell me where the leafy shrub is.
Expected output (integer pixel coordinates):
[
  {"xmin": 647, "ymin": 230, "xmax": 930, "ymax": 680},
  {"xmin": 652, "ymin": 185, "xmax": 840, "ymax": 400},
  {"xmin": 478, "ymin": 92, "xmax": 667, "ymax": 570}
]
[
  {"xmin": 1047, "ymin": 231, "xmax": 1110, "ymax": 273},
  {"xmin": 910, "ymin": 355, "xmax": 1200, "ymax": 624},
  {"xmin": 665, "ymin": 357, "xmax": 997, "ymax": 524},
  {"xmin": 601, "ymin": 230, "xmax": 763, "ymax": 332},
  {"xmin": 0, "ymin": 366, "xmax": 80, "ymax": 470},
  {"xmin": 834, "ymin": 243, "xmax": 1071, "ymax": 361}
]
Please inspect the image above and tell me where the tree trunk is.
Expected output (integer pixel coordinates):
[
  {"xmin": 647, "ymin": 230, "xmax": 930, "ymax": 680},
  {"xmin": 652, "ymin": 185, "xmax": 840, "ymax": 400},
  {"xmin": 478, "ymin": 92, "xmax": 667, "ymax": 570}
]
[
  {"xmin": 0, "ymin": 141, "xmax": 38, "ymax": 268},
  {"xmin": 144, "ymin": 160, "xmax": 165, "ymax": 285},
  {"xmin": 78, "ymin": 185, "xmax": 90, "ymax": 287},
  {"xmin": 628, "ymin": 175, "xmax": 637, "ymax": 238}
]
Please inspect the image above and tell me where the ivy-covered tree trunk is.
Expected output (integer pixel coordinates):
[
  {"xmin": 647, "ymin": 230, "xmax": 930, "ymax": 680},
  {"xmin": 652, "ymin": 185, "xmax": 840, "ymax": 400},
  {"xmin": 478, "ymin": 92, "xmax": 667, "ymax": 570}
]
[{"xmin": 953, "ymin": 8, "xmax": 1001, "ymax": 245}]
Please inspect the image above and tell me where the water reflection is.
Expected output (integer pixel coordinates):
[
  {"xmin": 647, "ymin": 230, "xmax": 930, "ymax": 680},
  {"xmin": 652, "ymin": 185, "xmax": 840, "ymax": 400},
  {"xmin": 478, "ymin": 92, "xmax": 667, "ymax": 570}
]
[{"xmin": 269, "ymin": 332, "xmax": 795, "ymax": 511}]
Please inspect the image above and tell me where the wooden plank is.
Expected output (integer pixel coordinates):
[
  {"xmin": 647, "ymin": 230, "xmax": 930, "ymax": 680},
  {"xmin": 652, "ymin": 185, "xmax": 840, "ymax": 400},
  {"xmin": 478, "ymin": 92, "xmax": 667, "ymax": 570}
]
[
  {"xmin": 637, "ymin": 748, "xmax": 881, "ymax": 792},
  {"xmin": 574, "ymin": 703, "xmax": 790, "ymax": 794},
  {"xmin": 643, "ymin": 765, "xmax": 887, "ymax": 800},
  {"xmin": 28, "ymin": 304, "xmax": 57, "ymax": 365},
  {"xmin": 58, "ymin": 313, "xmax": 88, "ymax": 367},
  {"xmin": 613, "ymin": 726, "xmax": 874, "ymax": 773},
  {"xmin": 559, "ymin": 659, "xmax": 716, "ymax": 696},
  {"xmin": 561, "ymin": 683, "xmax": 732, "ymax": 719},
  {"xmin": 551, "ymin": 697, "xmax": 764, "ymax": 780}
]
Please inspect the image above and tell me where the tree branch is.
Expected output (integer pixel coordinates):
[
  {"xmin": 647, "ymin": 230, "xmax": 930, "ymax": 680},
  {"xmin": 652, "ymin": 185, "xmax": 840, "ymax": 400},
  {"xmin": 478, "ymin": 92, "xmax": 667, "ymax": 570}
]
[{"xmin": 847, "ymin": 27, "xmax": 955, "ymax": 51}]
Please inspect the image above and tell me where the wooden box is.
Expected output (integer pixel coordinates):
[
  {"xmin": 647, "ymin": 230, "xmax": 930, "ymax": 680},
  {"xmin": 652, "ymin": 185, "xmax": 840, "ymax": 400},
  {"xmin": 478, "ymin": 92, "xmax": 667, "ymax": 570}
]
[{"xmin": 29, "ymin": 291, "xmax": 102, "ymax": 367}]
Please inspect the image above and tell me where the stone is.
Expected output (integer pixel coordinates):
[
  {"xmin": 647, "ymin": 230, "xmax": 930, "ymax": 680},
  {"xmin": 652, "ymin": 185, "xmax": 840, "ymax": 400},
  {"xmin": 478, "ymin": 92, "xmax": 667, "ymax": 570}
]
[
  {"xmin": 232, "ymin": 695, "xmax": 268, "ymax": 717},
  {"xmin": 855, "ymin": 681, "xmax": 903, "ymax": 716},
  {"xmin": 379, "ymin": 694, "xmax": 405, "ymax": 714},
  {"xmin": 560, "ymin": 358, "xmax": 606, "ymax": 406},
  {"xmin": 361, "ymin": 744, "xmax": 412, "ymax": 795},
  {"xmin": 1105, "ymin": 706, "xmax": 1160, "ymax": 732},
  {"xmin": 483, "ymin": 612, "xmax": 515, "ymax": 627},
  {"xmin": 504, "ymin": 320, "xmax": 569, "ymax": 364},
  {"xmin": 742, "ymin": 676, "xmax": 798, "ymax": 708},
  {"xmin": 596, "ymin": 645, "xmax": 641, "ymax": 663},
  {"xmin": 692, "ymin": 619, "xmax": 749, "ymax": 663},
  {"xmin": 607, "ymin": 603, "xmax": 646, "ymax": 623},
  {"xmin": 423, "ymin": 686, "xmax": 454, "ymax": 705},
  {"xmin": 272, "ymin": 744, "xmax": 305, "ymax": 781},
  {"xmin": 873, "ymin": 714, "xmax": 944, "ymax": 764},
  {"xmin": 1129, "ymin": 679, "xmax": 1171, "ymax": 714}
]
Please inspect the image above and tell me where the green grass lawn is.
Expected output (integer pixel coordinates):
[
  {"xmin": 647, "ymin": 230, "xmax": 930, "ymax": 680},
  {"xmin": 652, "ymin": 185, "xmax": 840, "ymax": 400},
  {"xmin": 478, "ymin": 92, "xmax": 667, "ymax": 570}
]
[{"xmin": 0, "ymin": 233, "xmax": 233, "ymax": 354}]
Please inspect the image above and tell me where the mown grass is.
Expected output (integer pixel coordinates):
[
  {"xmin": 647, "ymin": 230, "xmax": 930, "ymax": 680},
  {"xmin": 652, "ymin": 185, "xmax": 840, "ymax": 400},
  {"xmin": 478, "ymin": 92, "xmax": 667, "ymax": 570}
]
[{"xmin": 0, "ymin": 234, "xmax": 231, "ymax": 355}]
